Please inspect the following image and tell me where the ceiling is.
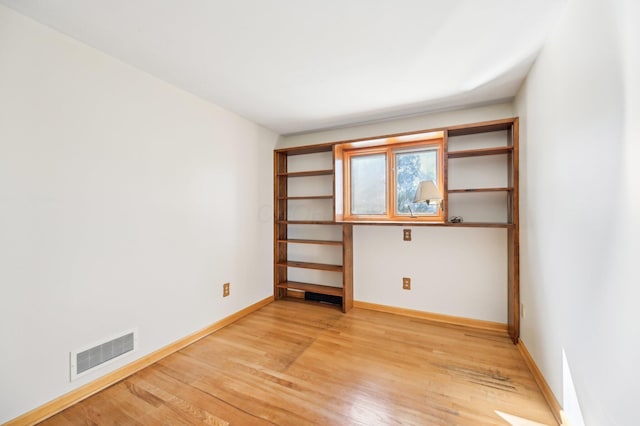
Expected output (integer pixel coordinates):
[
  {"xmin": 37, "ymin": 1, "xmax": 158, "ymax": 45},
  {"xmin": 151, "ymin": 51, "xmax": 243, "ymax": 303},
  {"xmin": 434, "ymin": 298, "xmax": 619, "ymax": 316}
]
[{"xmin": 0, "ymin": 0, "xmax": 566, "ymax": 134}]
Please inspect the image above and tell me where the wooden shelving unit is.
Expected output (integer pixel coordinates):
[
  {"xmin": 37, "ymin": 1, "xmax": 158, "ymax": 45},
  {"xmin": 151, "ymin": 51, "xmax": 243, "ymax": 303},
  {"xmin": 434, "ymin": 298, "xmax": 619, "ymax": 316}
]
[
  {"xmin": 274, "ymin": 117, "xmax": 519, "ymax": 341},
  {"xmin": 445, "ymin": 118, "xmax": 518, "ymax": 227},
  {"xmin": 446, "ymin": 118, "xmax": 520, "ymax": 341},
  {"xmin": 274, "ymin": 144, "xmax": 353, "ymax": 312}
]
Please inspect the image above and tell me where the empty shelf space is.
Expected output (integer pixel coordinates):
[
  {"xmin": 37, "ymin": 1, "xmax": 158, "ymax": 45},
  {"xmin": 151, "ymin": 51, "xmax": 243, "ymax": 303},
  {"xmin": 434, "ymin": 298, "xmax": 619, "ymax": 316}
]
[
  {"xmin": 448, "ymin": 187, "xmax": 513, "ymax": 193},
  {"xmin": 276, "ymin": 281, "xmax": 343, "ymax": 297},
  {"xmin": 277, "ymin": 239, "xmax": 343, "ymax": 246},
  {"xmin": 447, "ymin": 146, "xmax": 513, "ymax": 158},
  {"xmin": 277, "ymin": 169, "xmax": 334, "ymax": 177},
  {"xmin": 277, "ymin": 261, "xmax": 343, "ymax": 272}
]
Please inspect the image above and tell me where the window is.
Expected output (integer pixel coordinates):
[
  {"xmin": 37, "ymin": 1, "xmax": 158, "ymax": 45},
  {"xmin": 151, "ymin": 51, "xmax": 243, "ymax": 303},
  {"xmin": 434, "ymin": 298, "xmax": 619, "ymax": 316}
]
[
  {"xmin": 334, "ymin": 131, "xmax": 444, "ymax": 222},
  {"xmin": 350, "ymin": 153, "xmax": 386, "ymax": 215}
]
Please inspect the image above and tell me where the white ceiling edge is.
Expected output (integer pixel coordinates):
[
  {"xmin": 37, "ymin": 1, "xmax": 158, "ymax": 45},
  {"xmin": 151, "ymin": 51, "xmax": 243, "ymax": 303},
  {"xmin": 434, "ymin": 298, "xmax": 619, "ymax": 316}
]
[
  {"xmin": 0, "ymin": 0, "xmax": 567, "ymax": 135},
  {"xmin": 282, "ymin": 97, "xmax": 516, "ymax": 137}
]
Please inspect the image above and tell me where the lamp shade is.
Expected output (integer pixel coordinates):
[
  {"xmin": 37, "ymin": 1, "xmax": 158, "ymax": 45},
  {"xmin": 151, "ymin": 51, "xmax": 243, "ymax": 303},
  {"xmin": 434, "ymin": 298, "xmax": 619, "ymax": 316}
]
[{"xmin": 413, "ymin": 180, "xmax": 442, "ymax": 204}]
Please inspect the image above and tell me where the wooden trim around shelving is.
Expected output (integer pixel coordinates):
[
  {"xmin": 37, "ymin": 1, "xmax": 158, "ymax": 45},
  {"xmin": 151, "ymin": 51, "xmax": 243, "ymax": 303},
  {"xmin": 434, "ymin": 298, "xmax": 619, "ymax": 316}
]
[
  {"xmin": 353, "ymin": 301, "xmax": 508, "ymax": 334},
  {"xmin": 517, "ymin": 341, "xmax": 564, "ymax": 425},
  {"xmin": 4, "ymin": 297, "xmax": 274, "ymax": 426}
]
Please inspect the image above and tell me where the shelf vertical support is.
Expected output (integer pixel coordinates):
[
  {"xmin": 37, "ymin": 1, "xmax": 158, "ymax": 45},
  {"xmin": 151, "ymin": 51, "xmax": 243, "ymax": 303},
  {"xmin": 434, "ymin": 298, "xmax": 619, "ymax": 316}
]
[
  {"xmin": 507, "ymin": 118, "xmax": 520, "ymax": 343},
  {"xmin": 342, "ymin": 224, "xmax": 354, "ymax": 313}
]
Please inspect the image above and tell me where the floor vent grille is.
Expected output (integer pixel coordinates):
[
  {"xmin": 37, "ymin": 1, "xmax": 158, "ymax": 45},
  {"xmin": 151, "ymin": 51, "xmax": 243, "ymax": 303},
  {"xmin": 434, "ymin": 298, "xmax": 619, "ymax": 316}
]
[{"xmin": 70, "ymin": 329, "xmax": 137, "ymax": 381}]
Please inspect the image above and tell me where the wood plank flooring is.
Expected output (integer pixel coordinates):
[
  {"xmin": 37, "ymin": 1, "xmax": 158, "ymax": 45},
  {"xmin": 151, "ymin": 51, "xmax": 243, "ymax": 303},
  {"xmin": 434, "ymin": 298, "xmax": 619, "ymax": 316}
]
[{"xmin": 39, "ymin": 300, "xmax": 557, "ymax": 425}]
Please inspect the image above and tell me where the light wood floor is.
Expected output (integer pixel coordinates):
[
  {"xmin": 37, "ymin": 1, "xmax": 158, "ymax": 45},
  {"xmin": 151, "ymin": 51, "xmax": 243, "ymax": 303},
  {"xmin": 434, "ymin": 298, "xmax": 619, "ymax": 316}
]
[{"xmin": 40, "ymin": 300, "xmax": 557, "ymax": 425}]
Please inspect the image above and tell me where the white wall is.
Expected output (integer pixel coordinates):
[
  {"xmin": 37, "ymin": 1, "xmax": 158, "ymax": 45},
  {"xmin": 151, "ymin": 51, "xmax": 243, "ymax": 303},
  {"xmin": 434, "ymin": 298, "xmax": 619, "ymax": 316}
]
[
  {"xmin": 0, "ymin": 6, "xmax": 277, "ymax": 423},
  {"xmin": 354, "ymin": 226, "xmax": 507, "ymax": 322},
  {"xmin": 515, "ymin": 0, "xmax": 639, "ymax": 424},
  {"xmin": 280, "ymin": 104, "xmax": 514, "ymax": 323}
]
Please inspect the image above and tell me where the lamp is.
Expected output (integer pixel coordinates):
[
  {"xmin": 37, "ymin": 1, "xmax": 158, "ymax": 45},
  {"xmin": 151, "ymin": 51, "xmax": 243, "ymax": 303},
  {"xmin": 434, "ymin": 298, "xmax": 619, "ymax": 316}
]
[{"xmin": 413, "ymin": 180, "xmax": 442, "ymax": 209}]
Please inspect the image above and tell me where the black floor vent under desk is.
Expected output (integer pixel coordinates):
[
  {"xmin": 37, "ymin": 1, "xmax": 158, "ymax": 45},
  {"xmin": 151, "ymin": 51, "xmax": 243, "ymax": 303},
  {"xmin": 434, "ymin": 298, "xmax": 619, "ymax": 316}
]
[{"xmin": 304, "ymin": 291, "xmax": 342, "ymax": 306}]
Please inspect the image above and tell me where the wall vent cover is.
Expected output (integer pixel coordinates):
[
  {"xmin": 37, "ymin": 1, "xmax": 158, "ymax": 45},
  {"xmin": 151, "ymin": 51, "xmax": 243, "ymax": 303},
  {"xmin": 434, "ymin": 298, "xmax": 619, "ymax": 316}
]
[{"xmin": 70, "ymin": 328, "xmax": 138, "ymax": 381}]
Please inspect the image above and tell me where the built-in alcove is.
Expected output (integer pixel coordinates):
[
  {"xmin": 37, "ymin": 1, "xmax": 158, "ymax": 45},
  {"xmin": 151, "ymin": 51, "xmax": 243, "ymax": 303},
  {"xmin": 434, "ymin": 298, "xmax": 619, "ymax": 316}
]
[{"xmin": 274, "ymin": 117, "xmax": 519, "ymax": 342}]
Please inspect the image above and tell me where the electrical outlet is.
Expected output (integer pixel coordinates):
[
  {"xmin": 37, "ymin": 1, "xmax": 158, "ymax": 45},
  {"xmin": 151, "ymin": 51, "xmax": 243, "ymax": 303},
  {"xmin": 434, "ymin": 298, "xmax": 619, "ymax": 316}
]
[
  {"xmin": 223, "ymin": 283, "xmax": 230, "ymax": 297},
  {"xmin": 402, "ymin": 277, "xmax": 411, "ymax": 290},
  {"xmin": 403, "ymin": 229, "xmax": 412, "ymax": 241}
]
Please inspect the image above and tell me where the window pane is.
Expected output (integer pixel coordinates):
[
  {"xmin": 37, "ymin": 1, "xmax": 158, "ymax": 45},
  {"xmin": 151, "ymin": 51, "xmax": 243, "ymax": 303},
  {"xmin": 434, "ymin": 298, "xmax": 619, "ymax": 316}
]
[
  {"xmin": 395, "ymin": 149, "xmax": 438, "ymax": 215},
  {"xmin": 351, "ymin": 154, "xmax": 386, "ymax": 215}
]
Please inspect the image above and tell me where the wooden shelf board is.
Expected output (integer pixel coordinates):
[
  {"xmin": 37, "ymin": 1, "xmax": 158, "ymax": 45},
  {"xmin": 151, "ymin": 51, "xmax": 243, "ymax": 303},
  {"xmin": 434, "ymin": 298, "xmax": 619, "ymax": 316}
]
[
  {"xmin": 448, "ymin": 146, "xmax": 512, "ymax": 158},
  {"xmin": 445, "ymin": 222, "xmax": 514, "ymax": 228},
  {"xmin": 278, "ymin": 220, "xmax": 337, "ymax": 225},
  {"xmin": 275, "ymin": 144, "xmax": 334, "ymax": 155},
  {"xmin": 276, "ymin": 281, "xmax": 343, "ymax": 297},
  {"xmin": 277, "ymin": 169, "xmax": 333, "ymax": 178},
  {"xmin": 448, "ymin": 187, "xmax": 513, "ymax": 193},
  {"xmin": 277, "ymin": 261, "xmax": 343, "ymax": 272},
  {"xmin": 278, "ymin": 195, "xmax": 334, "ymax": 200},
  {"xmin": 337, "ymin": 220, "xmax": 513, "ymax": 229},
  {"xmin": 447, "ymin": 118, "xmax": 516, "ymax": 136},
  {"xmin": 277, "ymin": 239, "xmax": 343, "ymax": 246}
]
